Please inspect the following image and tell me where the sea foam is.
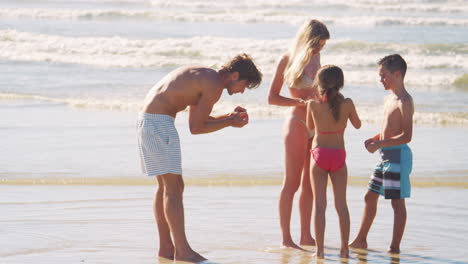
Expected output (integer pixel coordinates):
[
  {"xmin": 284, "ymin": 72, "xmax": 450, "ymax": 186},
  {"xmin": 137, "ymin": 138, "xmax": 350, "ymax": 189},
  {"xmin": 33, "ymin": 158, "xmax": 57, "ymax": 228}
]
[
  {"xmin": 1, "ymin": 7, "xmax": 467, "ymax": 26},
  {"xmin": 2, "ymin": 92, "xmax": 467, "ymax": 126},
  {"xmin": 1, "ymin": 30, "xmax": 466, "ymax": 88}
]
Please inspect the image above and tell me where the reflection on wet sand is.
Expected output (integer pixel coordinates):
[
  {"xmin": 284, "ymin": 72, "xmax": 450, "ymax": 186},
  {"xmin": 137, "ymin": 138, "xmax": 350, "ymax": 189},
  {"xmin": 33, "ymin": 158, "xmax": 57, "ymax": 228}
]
[
  {"xmin": 351, "ymin": 248, "xmax": 400, "ymax": 264},
  {"xmin": 279, "ymin": 248, "xmax": 313, "ymax": 264}
]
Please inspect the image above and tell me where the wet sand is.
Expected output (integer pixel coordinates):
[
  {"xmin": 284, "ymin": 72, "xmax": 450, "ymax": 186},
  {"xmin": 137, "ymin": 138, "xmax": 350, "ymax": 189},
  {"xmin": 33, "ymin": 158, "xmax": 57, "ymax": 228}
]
[{"xmin": 1, "ymin": 184, "xmax": 467, "ymax": 264}]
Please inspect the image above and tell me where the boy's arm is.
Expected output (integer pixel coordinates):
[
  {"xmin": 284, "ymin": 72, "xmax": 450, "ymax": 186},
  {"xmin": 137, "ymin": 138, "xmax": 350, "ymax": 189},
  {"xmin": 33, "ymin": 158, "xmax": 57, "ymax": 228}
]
[
  {"xmin": 371, "ymin": 95, "xmax": 390, "ymax": 140},
  {"xmin": 365, "ymin": 133, "xmax": 381, "ymax": 149},
  {"xmin": 371, "ymin": 133, "xmax": 381, "ymax": 140},
  {"xmin": 365, "ymin": 97, "xmax": 385, "ymax": 151},
  {"xmin": 375, "ymin": 98, "xmax": 414, "ymax": 148},
  {"xmin": 368, "ymin": 133, "xmax": 381, "ymax": 142}
]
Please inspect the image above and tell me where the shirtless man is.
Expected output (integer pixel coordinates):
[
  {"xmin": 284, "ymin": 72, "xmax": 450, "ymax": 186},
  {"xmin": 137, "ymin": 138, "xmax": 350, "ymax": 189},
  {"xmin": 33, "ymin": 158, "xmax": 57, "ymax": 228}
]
[
  {"xmin": 350, "ymin": 54, "xmax": 414, "ymax": 254},
  {"xmin": 136, "ymin": 53, "xmax": 262, "ymax": 263}
]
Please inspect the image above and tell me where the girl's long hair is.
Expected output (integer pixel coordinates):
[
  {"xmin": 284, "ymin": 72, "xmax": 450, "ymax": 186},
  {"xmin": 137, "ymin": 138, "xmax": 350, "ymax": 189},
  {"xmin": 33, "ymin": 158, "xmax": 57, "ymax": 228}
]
[{"xmin": 315, "ymin": 65, "xmax": 344, "ymax": 121}]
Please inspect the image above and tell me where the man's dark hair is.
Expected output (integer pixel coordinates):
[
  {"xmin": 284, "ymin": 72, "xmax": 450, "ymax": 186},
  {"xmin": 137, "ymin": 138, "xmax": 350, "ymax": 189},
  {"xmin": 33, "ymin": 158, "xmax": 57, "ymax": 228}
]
[
  {"xmin": 219, "ymin": 53, "xmax": 263, "ymax": 89},
  {"xmin": 378, "ymin": 54, "xmax": 407, "ymax": 79}
]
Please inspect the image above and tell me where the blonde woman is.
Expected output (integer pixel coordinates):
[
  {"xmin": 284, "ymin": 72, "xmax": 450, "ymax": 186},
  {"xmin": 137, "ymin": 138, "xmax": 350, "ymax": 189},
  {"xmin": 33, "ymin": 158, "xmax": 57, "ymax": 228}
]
[{"xmin": 268, "ymin": 19, "xmax": 330, "ymax": 249}]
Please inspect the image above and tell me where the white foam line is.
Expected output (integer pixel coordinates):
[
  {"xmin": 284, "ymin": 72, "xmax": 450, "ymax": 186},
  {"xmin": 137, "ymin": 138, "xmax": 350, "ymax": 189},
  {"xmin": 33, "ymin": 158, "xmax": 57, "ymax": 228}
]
[
  {"xmin": 2, "ymin": 92, "xmax": 468, "ymax": 125},
  {"xmin": 1, "ymin": 30, "xmax": 466, "ymax": 87},
  {"xmin": 1, "ymin": 8, "xmax": 467, "ymax": 26}
]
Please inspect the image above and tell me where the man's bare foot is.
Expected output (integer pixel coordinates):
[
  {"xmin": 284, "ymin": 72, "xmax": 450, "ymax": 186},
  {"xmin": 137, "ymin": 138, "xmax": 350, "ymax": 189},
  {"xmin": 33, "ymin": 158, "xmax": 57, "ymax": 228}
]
[
  {"xmin": 158, "ymin": 253, "xmax": 174, "ymax": 260},
  {"xmin": 388, "ymin": 246, "xmax": 400, "ymax": 254},
  {"xmin": 175, "ymin": 249, "xmax": 207, "ymax": 263},
  {"xmin": 349, "ymin": 239, "xmax": 367, "ymax": 249},
  {"xmin": 282, "ymin": 240, "xmax": 305, "ymax": 250},
  {"xmin": 158, "ymin": 245, "xmax": 175, "ymax": 260},
  {"xmin": 340, "ymin": 247, "xmax": 349, "ymax": 258},
  {"xmin": 300, "ymin": 236, "xmax": 316, "ymax": 246},
  {"xmin": 314, "ymin": 251, "xmax": 325, "ymax": 260}
]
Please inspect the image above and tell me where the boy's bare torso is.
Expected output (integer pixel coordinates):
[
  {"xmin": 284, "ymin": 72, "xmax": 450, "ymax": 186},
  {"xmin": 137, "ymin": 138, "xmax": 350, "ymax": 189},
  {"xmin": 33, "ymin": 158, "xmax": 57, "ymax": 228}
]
[{"xmin": 380, "ymin": 93, "xmax": 413, "ymax": 141}]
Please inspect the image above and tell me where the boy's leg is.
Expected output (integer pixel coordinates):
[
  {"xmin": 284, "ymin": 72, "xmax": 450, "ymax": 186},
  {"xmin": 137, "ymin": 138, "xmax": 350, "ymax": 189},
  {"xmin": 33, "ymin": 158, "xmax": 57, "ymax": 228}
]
[
  {"xmin": 350, "ymin": 190, "xmax": 379, "ymax": 249},
  {"xmin": 389, "ymin": 199, "xmax": 406, "ymax": 253},
  {"xmin": 160, "ymin": 173, "xmax": 206, "ymax": 263},
  {"xmin": 388, "ymin": 145, "xmax": 410, "ymax": 253},
  {"xmin": 329, "ymin": 165, "xmax": 350, "ymax": 258},
  {"xmin": 154, "ymin": 175, "xmax": 174, "ymax": 259}
]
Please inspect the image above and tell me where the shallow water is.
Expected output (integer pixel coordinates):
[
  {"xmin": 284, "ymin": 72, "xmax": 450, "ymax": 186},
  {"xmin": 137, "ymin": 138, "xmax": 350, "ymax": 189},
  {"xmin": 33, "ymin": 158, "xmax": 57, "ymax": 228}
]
[
  {"xmin": 1, "ymin": 102, "xmax": 467, "ymax": 185},
  {"xmin": 1, "ymin": 185, "xmax": 467, "ymax": 263}
]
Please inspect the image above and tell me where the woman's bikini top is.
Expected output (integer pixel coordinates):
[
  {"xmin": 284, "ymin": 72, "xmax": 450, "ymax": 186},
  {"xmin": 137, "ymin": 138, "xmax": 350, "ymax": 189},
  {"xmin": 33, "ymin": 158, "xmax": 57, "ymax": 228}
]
[
  {"xmin": 293, "ymin": 73, "xmax": 315, "ymax": 90},
  {"xmin": 290, "ymin": 55, "xmax": 320, "ymax": 90}
]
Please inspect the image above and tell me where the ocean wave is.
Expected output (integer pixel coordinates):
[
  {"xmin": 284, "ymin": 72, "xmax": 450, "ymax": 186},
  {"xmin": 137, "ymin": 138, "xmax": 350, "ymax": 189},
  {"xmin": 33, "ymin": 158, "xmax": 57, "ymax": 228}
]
[
  {"xmin": 338, "ymin": 69, "xmax": 462, "ymax": 90},
  {"xmin": 0, "ymin": 8, "xmax": 155, "ymax": 20},
  {"xmin": 1, "ymin": 30, "xmax": 466, "ymax": 88},
  {"xmin": 331, "ymin": 40, "xmax": 468, "ymax": 56},
  {"xmin": 1, "ymin": 7, "xmax": 468, "ymax": 27},
  {"xmin": 2, "ymin": 92, "xmax": 468, "ymax": 126},
  {"xmin": 0, "ymin": 30, "xmax": 223, "ymax": 68},
  {"xmin": 0, "ymin": 92, "xmax": 141, "ymax": 111},
  {"xmin": 453, "ymin": 74, "xmax": 468, "ymax": 90},
  {"xmin": 151, "ymin": 0, "xmax": 468, "ymax": 14}
]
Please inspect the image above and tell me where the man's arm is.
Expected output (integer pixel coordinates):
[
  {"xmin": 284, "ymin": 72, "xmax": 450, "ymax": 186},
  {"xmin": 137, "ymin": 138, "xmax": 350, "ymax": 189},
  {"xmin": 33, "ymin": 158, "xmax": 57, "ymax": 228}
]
[
  {"xmin": 207, "ymin": 113, "xmax": 234, "ymax": 121},
  {"xmin": 189, "ymin": 87, "xmax": 247, "ymax": 134},
  {"xmin": 208, "ymin": 106, "xmax": 246, "ymax": 121}
]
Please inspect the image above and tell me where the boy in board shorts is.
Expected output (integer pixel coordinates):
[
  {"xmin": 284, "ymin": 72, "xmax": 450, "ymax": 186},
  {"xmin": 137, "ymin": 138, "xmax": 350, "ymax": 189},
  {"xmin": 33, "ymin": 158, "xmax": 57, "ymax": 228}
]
[{"xmin": 350, "ymin": 54, "xmax": 414, "ymax": 253}]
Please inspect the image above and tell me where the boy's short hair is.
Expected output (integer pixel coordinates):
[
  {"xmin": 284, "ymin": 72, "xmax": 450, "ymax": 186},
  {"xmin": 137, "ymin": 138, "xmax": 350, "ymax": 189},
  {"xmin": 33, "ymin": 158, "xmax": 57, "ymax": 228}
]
[
  {"xmin": 378, "ymin": 54, "xmax": 407, "ymax": 79},
  {"xmin": 219, "ymin": 53, "xmax": 263, "ymax": 89}
]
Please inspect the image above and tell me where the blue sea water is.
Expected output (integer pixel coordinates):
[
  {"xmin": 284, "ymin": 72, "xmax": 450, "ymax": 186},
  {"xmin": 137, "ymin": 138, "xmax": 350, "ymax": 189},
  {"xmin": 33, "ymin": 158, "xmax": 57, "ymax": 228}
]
[{"xmin": 1, "ymin": 0, "xmax": 467, "ymax": 180}]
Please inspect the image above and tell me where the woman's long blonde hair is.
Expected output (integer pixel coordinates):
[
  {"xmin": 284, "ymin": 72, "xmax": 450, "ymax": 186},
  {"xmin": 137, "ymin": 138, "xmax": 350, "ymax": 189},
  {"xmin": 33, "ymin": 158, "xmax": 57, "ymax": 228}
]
[{"xmin": 284, "ymin": 19, "xmax": 330, "ymax": 87}]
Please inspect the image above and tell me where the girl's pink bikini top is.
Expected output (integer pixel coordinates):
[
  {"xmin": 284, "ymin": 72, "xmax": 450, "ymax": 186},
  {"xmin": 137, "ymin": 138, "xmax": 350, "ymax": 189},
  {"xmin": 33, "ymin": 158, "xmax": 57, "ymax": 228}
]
[{"xmin": 317, "ymin": 128, "xmax": 345, "ymax": 135}]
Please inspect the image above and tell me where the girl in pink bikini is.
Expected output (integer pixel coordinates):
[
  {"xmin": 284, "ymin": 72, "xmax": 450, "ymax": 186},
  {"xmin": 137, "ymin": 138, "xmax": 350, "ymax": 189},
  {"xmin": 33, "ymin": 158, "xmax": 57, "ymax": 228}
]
[
  {"xmin": 306, "ymin": 65, "xmax": 361, "ymax": 259},
  {"xmin": 268, "ymin": 19, "xmax": 329, "ymax": 250}
]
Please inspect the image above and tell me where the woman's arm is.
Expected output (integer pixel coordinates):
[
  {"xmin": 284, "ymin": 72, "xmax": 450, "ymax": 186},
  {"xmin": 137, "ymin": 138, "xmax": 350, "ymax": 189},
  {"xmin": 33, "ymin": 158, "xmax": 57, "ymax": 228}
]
[
  {"xmin": 268, "ymin": 54, "xmax": 306, "ymax": 107},
  {"xmin": 306, "ymin": 100, "xmax": 315, "ymax": 132}
]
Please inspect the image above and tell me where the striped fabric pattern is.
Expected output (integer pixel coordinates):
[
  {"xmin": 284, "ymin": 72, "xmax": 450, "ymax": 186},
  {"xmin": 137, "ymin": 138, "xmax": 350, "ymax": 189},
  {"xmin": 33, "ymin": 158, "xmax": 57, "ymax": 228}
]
[
  {"xmin": 368, "ymin": 144, "xmax": 412, "ymax": 199},
  {"xmin": 136, "ymin": 113, "xmax": 182, "ymax": 176}
]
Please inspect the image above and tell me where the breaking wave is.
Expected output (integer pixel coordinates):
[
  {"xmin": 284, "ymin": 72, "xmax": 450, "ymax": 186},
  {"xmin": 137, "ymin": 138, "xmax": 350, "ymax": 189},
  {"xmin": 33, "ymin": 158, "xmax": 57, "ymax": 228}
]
[
  {"xmin": 2, "ymin": 92, "xmax": 468, "ymax": 126},
  {"xmin": 1, "ymin": 8, "xmax": 467, "ymax": 26},
  {"xmin": 1, "ymin": 30, "xmax": 467, "ymax": 88}
]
